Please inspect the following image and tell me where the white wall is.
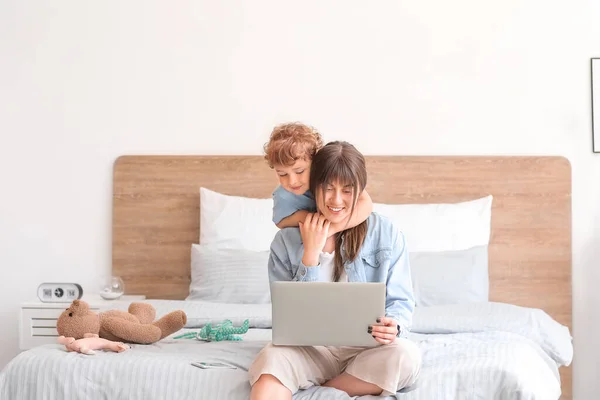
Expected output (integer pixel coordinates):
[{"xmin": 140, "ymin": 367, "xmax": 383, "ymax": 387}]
[{"xmin": 0, "ymin": 0, "xmax": 597, "ymax": 397}]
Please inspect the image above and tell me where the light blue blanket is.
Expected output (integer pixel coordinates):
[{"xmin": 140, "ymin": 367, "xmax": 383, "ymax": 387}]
[{"xmin": 0, "ymin": 302, "xmax": 572, "ymax": 400}]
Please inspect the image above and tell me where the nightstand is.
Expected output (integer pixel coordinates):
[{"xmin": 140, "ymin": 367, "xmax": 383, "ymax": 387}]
[{"xmin": 19, "ymin": 294, "xmax": 146, "ymax": 350}]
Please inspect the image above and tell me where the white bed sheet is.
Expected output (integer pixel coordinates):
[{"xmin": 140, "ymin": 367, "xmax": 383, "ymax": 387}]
[{"xmin": 0, "ymin": 300, "xmax": 573, "ymax": 400}]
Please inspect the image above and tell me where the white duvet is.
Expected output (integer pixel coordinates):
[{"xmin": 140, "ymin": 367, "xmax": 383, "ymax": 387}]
[
  {"xmin": 397, "ymin": 302, "xmax": 572, "ymax": 400},
  {"xmin": 0, "ymin": 301, "xmax": 572, "ymax": 400}
]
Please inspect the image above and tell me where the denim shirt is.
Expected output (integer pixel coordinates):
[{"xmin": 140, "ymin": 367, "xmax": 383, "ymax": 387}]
[
  {"xmin": 268, "ymin": 212, "xmax": 415, "ymax": 337},
  {"xmin": 271, "ymin": 185, "xmax": 316, "ymax": 225}
]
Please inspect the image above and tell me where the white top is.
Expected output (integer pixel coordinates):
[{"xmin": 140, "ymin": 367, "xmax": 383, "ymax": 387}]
[{"xmin": 318, "ymin": 251, "xmax": 348, "ymax": 282}]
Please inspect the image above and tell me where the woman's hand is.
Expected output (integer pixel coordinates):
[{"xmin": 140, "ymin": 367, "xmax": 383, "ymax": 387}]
[
  {"xmin": 369, "ymin": 317, "xmax": 398, "ymax": 345},
  {"xmin": 299, "ymin": 213, "xmax": 330, "ymax": 266}
]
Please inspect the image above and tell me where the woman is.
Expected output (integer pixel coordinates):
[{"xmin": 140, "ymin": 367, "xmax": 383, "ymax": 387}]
[{"xmin": 248, "ymin": 141, "xmax": 421, "ymax": 399}]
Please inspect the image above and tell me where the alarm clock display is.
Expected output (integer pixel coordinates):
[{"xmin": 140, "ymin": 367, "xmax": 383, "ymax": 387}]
[{"xmin": 37, "ymin": 283, "xmax": 83, "ymax": 302}]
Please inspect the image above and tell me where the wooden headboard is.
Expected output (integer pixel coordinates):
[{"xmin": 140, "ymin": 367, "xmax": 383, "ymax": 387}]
[{"xmin": 112, "ymin": 155, "xmax": 572, "ymax": 398}]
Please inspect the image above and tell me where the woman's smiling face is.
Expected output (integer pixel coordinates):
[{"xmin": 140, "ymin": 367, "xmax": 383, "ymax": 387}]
[{"xmin": 315, "ymin": 180, "xmax": 359, "ymax": 225}]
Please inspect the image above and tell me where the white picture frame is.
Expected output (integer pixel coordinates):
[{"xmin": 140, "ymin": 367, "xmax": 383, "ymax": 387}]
[{"xmin": 593, "ymin": 58, "xmax": 600, "ymax": 153}]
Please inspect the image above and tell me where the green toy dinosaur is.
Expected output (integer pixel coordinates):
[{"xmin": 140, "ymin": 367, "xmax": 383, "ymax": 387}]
[{"xmin": 174, "ymin": 319, "xmax": 249, "ymax": 342}]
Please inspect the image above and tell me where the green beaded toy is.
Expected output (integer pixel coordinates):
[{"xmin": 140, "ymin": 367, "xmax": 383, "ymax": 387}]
[{"xmin": 174, "ymin": 319, "xmax": 249, "ymax": 342}]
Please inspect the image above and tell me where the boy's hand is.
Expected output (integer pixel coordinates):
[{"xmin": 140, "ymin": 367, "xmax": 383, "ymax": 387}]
[{"xmin": 299, "ymin": 213, "xmax": 330, "ymax": 266}]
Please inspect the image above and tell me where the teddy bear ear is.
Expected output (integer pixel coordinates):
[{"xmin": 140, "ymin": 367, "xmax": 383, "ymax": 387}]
[{"xmin": 70, "ymin": 300, "xmax": 91, "ymax": 314}]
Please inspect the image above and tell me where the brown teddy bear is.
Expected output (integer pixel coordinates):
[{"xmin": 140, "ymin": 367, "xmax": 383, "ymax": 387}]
[{"xmin": 56, "ymin": 299, "xmax": 187, "ymax": 345}]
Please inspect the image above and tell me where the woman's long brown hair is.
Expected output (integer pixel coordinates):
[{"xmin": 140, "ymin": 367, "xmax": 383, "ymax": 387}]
[{"xmin": 309, "ymin": 141, "xmax": 368, "ymax": 281}]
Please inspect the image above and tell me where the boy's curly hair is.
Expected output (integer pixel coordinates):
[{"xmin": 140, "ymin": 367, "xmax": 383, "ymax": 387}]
[{"xmin": 263, "ymin": 122, "xmax": 324, "ymax": 168}]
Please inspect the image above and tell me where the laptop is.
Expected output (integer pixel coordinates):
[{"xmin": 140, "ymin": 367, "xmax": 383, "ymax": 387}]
[{"xmin": 270, "ymin": 281, "xmax": 386, "ymax": 347}]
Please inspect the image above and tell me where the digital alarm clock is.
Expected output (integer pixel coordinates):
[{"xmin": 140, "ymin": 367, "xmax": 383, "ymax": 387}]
[{"xmin": 37, "ymin": 283, "xmax": 83, "ymax": 303}]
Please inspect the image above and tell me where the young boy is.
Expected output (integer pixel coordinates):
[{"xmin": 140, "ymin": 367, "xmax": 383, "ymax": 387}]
[{"xmin": 263, "ymin": 122, "xmax": 373, "ymax": 235}]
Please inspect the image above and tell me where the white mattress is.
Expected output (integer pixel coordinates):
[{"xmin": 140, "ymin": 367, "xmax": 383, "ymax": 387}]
[{"xmin": 0, "ymin": 301, "xmax": 573, "ymax": 400}]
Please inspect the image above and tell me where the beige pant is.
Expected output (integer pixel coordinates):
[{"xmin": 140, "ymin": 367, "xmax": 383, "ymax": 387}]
[{"xmin": 248, "ymin": 339, "xmax": 421, "ymax": 396}]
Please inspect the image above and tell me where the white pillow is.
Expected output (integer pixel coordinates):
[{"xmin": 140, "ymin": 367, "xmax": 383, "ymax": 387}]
[
  {"xmin": 200, "ymin": 187, "xmax": 279, "ymax": 252},
  {"xmin": 199, "ymin": 187, "xmax": 491, "ymax": 255},
  {"xmin": 409, "ymin": 245, "xmax": 489, "ymax": 306},
  {"xmin": 187, "ymin": 243, "xmax": 271, "ymax": 304},
  {"xmin": 198, "ymin": 189, "xmax": 492, "ymax": 306},
  {"xmin": 373, "ymin": 195, "xmax": 492, "ymax": 253},
  {"xmin": 374, "ymin": 195, "xmax": 493, "ymax": 307}
]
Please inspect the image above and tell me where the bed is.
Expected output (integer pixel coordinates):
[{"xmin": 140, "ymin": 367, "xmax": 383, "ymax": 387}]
[{"xmin": 0, "ymin": 155, "xmax": 573, "ymax": 400}]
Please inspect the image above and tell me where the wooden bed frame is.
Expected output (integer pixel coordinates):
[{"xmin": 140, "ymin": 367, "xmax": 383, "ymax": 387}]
[{"xmin": 112, "ymin": 155, "xmax": 572, "ymax": 398}]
